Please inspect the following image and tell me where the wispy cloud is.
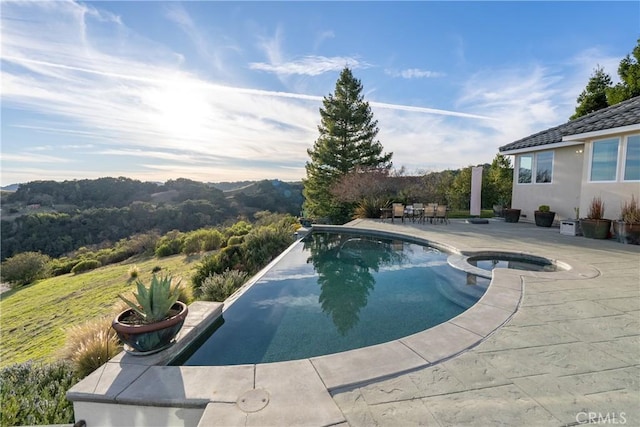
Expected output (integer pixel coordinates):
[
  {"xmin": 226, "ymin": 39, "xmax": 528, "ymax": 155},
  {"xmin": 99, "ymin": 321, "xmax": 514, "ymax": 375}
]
[
  {"xmin": 314, "ymin": 30, "xmax": 335, "ymax": 50},
  {"xmin": 0, "ymin": 1, "xmax": 614, "ymax": 185},
  {"xmin": 385, "ymin": 68, "xmax": 445, "ymax": 79},
  {"xmin": 250, "ymin": 55, "xmax": 370, "ymax": 76}
]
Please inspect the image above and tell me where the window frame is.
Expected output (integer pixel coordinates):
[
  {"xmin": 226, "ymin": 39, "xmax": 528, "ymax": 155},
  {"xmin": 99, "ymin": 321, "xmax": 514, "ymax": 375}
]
[
  {"xmin": 517, "ymin": 154, "xmax": 533, "ymax": 184},
  {"xmin": 622, "ymin": 134, "xmax": 640, "ymax": 182},
  {"xmin": 516, "ymin": 151, "xmax": 553, "ymax": 185},
  {"xmin": 588, "ymin": 137, "xmax": 620, "ymax": 183},
  {"xmin": 586, "ymin": 134, "xmax": 640, "ymax": 183}
]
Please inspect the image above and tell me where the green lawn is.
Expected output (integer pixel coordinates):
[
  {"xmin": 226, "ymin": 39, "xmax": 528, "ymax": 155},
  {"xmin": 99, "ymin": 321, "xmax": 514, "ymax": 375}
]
[{"xmin": 0, "ymin": 253, "xmax": 206, "ymax": 368}]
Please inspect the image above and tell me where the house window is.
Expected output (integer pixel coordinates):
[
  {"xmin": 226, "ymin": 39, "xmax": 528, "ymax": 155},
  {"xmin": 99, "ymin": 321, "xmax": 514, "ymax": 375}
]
[
  {"xmin": 517, "ymin": 152, "xmax": 552, "ymax": 184},
  {"xmin": 518, "ymin": 155, "xmax": 532, "ymax": 183},
  {"xmin": 624, "ymin": 135, "xmax": 640, "ymax": 181},
  {"xmin": 535, "ymin": 152, "xmax": 553, "ymax": 183},
  {"xmin": 590, "ymin": 138, "xmax": 619, "ymax": 181}
]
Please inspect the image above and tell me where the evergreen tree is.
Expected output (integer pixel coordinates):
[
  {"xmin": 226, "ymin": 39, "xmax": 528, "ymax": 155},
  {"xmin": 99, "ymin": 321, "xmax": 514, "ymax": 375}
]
[
  {"xmin": 607, "ymin": 38, "xmax": 640, "ymax": 105},
  {"xmin": 570, "ymin": 66, "xmax": 613, "ymax": 120},
  {"xmin": 303, "ymin": 67, "xmax": 392, "ymax": 223}
]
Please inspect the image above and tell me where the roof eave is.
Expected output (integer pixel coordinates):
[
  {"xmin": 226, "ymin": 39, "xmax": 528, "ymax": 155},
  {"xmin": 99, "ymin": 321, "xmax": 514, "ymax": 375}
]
[
  {"xmin": 562, "ymin": 124, "xmax": 640, "ymax": 141},
  {"xmin": 499, "ymin": 139, "xmax": 584, "ymax": 155}
]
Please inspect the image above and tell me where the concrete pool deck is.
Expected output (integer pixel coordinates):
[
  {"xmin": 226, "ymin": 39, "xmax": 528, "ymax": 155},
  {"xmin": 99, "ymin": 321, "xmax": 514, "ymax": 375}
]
[{"xmin": 68, "ymin": 218, "xmax": 640, "ymax": 426}]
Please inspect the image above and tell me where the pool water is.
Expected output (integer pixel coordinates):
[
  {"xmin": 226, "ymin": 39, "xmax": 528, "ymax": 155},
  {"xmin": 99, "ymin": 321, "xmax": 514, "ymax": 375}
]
[
  {"xmin": 468, "ymin": 255, "xmax": 557, "ymax": 272},
  {"xmin": 174, "ymin": 232, "xmax": 489, "ymax": 366}
]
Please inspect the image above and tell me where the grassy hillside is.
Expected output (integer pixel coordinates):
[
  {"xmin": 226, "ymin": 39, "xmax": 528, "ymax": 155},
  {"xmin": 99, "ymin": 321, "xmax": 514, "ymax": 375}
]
[{"xmin": 0, "ymin": 253, "xmax": 206, "ymax": 368}]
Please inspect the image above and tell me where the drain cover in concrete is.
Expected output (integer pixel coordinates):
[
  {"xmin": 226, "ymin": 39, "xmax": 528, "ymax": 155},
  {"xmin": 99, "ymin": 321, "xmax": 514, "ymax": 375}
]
[
  {"xmin": 466, "ymin": 218, "xmax": 489, "ymax": 224},
  {"xmin": 237, "ymin": 388, "xmax": 270, "ymax": 413}
]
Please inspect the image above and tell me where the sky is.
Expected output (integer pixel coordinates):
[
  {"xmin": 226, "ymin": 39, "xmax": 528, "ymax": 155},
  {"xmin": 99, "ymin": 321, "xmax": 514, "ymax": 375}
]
[{"xmin": 1, "ymin": 1, "xmax": 638, "ymax": 186}]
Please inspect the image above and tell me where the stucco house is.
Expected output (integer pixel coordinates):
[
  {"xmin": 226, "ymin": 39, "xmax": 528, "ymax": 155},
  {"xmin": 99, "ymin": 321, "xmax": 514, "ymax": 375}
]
[{"xmin": 499, "ymin": 96, "xmax": 640, "ymax": 224}]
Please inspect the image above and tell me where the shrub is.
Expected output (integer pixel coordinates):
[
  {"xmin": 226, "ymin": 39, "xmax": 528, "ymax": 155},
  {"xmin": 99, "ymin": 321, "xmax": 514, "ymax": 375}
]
[
  {"xmin": 242, "ymin": 225, "xmax": 294, "ymax": 274},
  {"xmin": 537, "ymin": 205, "xmax": 551, "ymax": 213},
  {"xmin": 182, "ymin": 234, "xmax": 204, "ymax": 255},
  {"xmin": 191, "ymin": 245, "xmax": 246, "ymax": 289},
  {"xmin": 621, "ymin": 194, "xmax": 640, "ymax": 224},
  {"xmin": 154, "ymin": 243, "xmax": 175, "ymax": 257},
  {"xmin": 587, "ymin": 196, "xmax": 605, "ymax": 219},
  {"xmin": 174, "ymin": 280, "xmax": 195, "ymax": 305},
  {"xmin": 199, "ymin": 270, "xmax": 249, "ymax": 302},
  {"xmin": 96, "ymin": 247, "xmax": 132, "ymax": 265},
  {"xmin": 49, "ymin": 257, "xmax": 77, "ymax": 276},
  {"xmin": 182, "ymin": 229, "xmax": 224, "ymax": 255},
  {"xmin": 0, "ymin": 251, "xmax": 51, "ymax": 286},
  {"xmin": 200, "ymin": 229, "xmax": 224, "ymax": 251},
  {"xmin": 152, "ymin": 265, "xmax": 162, "ymax": 273},
  {"xmin": 128, "ymin": 265, "xmax": 139, "ymax": 279},
  {"xmin": 71, "ymin": 259, "xmax": 101, "ymax": 274},
  {"xmin": 227, "ymin": 235, "xmax": 244, "ymax": 246},
  {"xmin": 224, "ymin": 220, "xmax": 252, "ymax": 237},
  {"xmin": 155, "ymin": 230, "xmax": 185, "ymax": 257},
  {"xmin": 353, "ymin": 197, "xmax": 388, "ymax": 219},
  {"xmin": 61, "ymin": 316, "xmax": 121, "ymax": 378},
  {"xmin": 0, "ymin": 361, "xmax": 78, "ymax": 426}
]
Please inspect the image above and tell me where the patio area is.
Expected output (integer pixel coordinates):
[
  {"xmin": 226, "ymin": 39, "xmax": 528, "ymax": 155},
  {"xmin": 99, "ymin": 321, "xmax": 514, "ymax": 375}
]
[
  {"xmin": 68, "ymin": 218, "xmax": 640, "ymax": 426},
  {"xmin": 331, "ymin": 218, "xmax": 639, "ymax": 426}
]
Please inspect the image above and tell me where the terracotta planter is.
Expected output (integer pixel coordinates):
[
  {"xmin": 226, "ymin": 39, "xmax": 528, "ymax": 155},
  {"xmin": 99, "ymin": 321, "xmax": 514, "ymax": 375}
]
[
  {"xmin": 534, "ymin": 211, "xmax": 556, "ymax": 227},
  {"xmin": 580, "ymin": 218, "xmax": 611, "ymax": 239},
  {"xmin": 504, "ymin": 209, "xmax": 521, "ymax": 223},
  {"xmin": 112, "ymin": 301, "xmax": 188, "ymax": 355},
  {"xmin": 613, "ymin": 221, "xmax": 640, "ymax": 245}
]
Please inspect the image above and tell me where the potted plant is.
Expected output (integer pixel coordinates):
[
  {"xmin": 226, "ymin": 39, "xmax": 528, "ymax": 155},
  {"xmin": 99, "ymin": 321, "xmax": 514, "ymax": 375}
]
[
  {"xmin": 613, "ymin": 195, "xmax": 640, "ymax": 244},
  {"xmin": 112, "ymin": 274, "xmax": 188, "ymax": 355},
  {"xmin": 580, "ymin": 196, "xmax": 611, "ymax": 239},
  {"xmin": 534, "ymin": 205, "xmax": 556, "ymax": 227},
  {"xmin": 503, "ymin": 207, "xmax": 521, "ymax": 223}
]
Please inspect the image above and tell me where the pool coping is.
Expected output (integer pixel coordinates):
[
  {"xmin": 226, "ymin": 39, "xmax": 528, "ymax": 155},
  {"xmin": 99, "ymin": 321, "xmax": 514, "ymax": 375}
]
[{"xmin": 66, "ymin": 224, "xmax": 600, "ymax": 425}]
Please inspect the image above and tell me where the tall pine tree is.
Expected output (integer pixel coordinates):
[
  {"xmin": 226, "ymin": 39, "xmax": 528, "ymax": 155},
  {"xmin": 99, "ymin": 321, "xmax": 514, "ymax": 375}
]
[
  {"xmin": 607, "ymin": 38, "xmax": 640, "ymax": 105},
  {"xmin": 303, "ymin": 68, "xmax": 392, "ymax": 223},
  {"xmin": 570, "ymin": 65, "xmax": 612, "ymax": 120}
]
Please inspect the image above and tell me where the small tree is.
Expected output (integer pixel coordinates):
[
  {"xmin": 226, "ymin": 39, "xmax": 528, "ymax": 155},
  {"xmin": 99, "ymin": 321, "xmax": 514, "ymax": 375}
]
[
  {"xmin": 485, "ymin": 153, "xmax": 513, "ymax": 207},
  {"xmin": 571, "ymin": 65, "xmax": 613, "ymax": 120},
  {"xmin": 0, "ymin": 252, "xmax": 51, "ymax": 287},
  {"xmin": 303, "ymin": 67, "xmax": 393, "ymax": 223}
]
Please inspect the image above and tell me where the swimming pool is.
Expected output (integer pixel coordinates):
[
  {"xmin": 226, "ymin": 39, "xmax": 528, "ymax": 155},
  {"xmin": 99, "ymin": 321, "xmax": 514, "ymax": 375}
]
[{"xmin": 173, "ymin": 231, "xmax": 489, "ymax": 366}]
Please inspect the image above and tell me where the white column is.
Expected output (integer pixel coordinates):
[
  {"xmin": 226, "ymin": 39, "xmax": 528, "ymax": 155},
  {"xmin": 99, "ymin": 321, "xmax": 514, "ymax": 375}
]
[{"xmin": 470, "ymin": 166, "xmax": 482, "ymax": 216}]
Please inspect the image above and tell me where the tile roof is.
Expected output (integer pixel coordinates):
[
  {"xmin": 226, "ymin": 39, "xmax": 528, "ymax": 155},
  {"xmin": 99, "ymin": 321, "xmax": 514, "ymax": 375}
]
[{"xmin": 499, "ymin": 95, "xmax": 640, "ymax": 152}]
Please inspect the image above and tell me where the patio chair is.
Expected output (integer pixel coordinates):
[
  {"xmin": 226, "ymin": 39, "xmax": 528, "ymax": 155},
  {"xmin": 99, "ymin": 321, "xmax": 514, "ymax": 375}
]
[
  {"xmin": 435, "ymin": 204, "xmax": 449, "ymax": 224},
  {"xmin": 391, "ymin": 203, "xmax": 405, "ymax": 223},
  {"xmin": 424, "ymin": 203, "xmax": 437, "ymax": 224},
  {"xmin": 412, "ymin": 203, "xmax": 424, "ymax": 223}
]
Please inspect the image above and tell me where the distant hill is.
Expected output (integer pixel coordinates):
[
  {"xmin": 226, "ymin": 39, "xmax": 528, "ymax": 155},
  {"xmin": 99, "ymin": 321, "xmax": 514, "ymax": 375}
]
[
  {"xmin": 210, "ymin": 181, "xmax": 256, "ymax": 192},
  {"xmin": 1, "ymin": 184, "xmax": 20, "ymax": 192},
  {"xmin": 0, "ymin": 177, "xmax": 304, "ymax": 261}
]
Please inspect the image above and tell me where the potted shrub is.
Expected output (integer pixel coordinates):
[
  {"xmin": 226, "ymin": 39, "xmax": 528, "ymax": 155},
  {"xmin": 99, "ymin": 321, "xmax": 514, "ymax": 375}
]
[
  {"xmin": 580, "ymin": 196, "xmax": 611, "ymax": 239},
  {"xmin": 534, "ymin": 205, "xmax": 556, "ymax": 227},
  {"xmin": 503, "ymin": 207, "xmax": 521, "ymax": 223},
  {"xmin": 112, "ymin": 274, "xmax": 188, "ymax": 355},
  {"xmin": 613, "ymin": 195, "xmax": 640, "ymax": 244}
]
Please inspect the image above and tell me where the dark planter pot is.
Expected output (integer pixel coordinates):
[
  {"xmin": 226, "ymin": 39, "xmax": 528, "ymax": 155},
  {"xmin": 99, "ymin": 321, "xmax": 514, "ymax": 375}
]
[
  {"xmin": 534, "ymin": 211, "xmax": 556, "ymax": 227},
  {"xmin": 112, "ymin": 301, "xmax": 188, "ymax": 355},
  {"xmin": 504, "ymin": 209, "xmax": 521, "ymax": 223},
  {"xmin": 580, "ymin": 218, "xmax": 611, "ymax": 239},
  {"xmin": 613, "ymin": 221, "xmax": 640, "ymax": 245}
]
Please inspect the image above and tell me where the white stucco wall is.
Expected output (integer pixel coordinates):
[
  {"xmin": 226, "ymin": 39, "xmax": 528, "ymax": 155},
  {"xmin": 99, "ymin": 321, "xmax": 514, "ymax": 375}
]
[
  {"xmin": 511, "ymin": 145, "xmax": 584, "ymax": 223},
  {"xmin": 579, "ymin": 132, "xmax": 640, "ymax": 221}
]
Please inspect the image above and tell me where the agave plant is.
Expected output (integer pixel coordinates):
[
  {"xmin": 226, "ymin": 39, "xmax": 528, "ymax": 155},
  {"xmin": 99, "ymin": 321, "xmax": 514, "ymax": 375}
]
[{"xmin": 118, "ymin": 274, "xmax": 182, "ymax": 324}]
